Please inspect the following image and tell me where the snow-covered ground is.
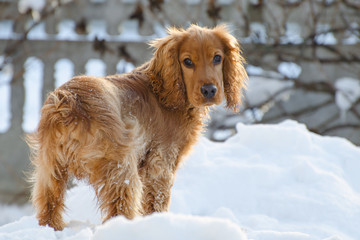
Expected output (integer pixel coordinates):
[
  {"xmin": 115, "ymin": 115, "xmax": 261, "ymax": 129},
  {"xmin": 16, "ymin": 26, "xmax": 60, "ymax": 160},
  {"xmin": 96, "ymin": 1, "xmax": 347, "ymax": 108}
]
[{"xmin": 1, "ymin": 120, "xmax": 359, "ymax": 240}]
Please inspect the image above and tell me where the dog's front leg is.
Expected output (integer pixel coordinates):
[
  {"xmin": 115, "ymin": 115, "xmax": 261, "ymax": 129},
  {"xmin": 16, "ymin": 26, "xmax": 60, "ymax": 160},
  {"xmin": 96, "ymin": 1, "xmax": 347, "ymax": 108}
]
[
  {"xmin": 139, "ymin": 151, "xmax": 176, "ymax": 215},
  {"xmin": 141, "ymin": 171, "xmax": 175, "ymax": 215}
]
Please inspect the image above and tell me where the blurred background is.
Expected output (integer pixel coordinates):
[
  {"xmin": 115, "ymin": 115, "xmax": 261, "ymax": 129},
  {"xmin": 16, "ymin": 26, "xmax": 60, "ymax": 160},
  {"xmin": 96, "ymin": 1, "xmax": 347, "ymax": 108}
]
[{"xmin": 0, "ymin": 0, "xmax": 359, "ymax": 204}]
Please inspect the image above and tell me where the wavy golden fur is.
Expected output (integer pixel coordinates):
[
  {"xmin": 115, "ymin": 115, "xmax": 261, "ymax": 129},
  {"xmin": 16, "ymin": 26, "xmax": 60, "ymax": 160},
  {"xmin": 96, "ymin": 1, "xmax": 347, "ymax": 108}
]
[{"xmin": 27, "ymin": 24, "xmax": 248, "ymax": 230}]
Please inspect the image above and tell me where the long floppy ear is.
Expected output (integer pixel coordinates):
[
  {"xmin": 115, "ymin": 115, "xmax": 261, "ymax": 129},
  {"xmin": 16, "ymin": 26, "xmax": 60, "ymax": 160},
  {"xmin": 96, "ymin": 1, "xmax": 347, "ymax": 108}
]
[
  {"xmin": 148, "ymin": 27, "xmax": 187, "ymax": 109},
  {"xmin": 214, "ymin": 25, "xmax": 248, "ymax": 112}
]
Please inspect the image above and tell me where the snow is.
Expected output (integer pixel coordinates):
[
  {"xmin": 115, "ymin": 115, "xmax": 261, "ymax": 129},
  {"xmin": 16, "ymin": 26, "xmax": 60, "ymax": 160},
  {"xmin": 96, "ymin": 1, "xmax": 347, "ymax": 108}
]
[
  {"xmin": 18, "ymin": 0, "xmax": 46, "ymax": 14},
  {"xmin": 335, "ymin": 77, "xmax": 360, "ymax": 121},
  {"xmin": 315, "ymin": 24, "xmax": 337, "ymax": 45},
  {"xmin": 278, "ymin": 62, "xmax": 301, "ymax": 79},
  {"xmin": 248, "ymin": 22, "xmax": 267, "ymax": 44},
  {"xmin": 1, "ymin": 120, "xmax": 360, "ymax": 239},
  {"xmin": 280, "ymin": 22, "xmax": 303, "ymax": 44},
  {"xmin": 212, "ymin": 128, "xmax": 235, "ymax": 141},
  {"xmin": 343, "ymin": 22, "xmax": 360, "ymax": 45},
  {"xmin": 0, "ymin": 205, "xmax": 32, "ymax": 227},
  {"xmin": 93, "ymin": 213, "xmax": 246, "ymax": 240}
]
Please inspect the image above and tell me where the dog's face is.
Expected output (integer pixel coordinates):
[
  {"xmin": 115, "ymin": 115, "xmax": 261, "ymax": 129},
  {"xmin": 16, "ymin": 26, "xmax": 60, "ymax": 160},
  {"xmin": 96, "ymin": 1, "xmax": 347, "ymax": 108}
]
[
  {"xmin": 149, "ymin": 25, "xmax": 247, "ymax": 111},
  {"xmin": 179, "ymin": 32, "xmax": 225, "ymax": 107}
]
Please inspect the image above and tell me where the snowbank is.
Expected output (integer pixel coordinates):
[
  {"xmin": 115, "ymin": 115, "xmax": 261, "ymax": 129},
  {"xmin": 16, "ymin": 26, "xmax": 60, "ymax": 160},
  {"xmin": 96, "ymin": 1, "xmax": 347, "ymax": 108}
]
[
  {"xmin": 93, "ymin": 213, "xmax": 246, "ymax": 240},
  {"xmin": 0, "ymin": 120, "xmax": 359, "ymax": 240}
]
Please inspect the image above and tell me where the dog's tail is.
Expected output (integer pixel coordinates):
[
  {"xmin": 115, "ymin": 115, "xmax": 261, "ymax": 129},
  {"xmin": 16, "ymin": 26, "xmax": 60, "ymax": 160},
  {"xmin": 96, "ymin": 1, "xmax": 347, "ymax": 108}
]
[
  {"xmin": 27, "ymin": 76, "xmax": 107, "ymax": 170},
  {"xmin": 27, "ymin": 76, "xmax": 123, "ymax": 181},
  {"xmin": 27, "ymin": 86, "xmax": 84, "ymax": 180}
]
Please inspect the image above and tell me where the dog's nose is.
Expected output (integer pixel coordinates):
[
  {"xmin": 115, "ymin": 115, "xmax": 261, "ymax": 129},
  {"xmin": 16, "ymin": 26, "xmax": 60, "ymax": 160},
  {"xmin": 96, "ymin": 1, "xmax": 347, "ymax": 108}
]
[{"xmin": 201, "ymin": 84, "xmax": 217, "ymax": 99}]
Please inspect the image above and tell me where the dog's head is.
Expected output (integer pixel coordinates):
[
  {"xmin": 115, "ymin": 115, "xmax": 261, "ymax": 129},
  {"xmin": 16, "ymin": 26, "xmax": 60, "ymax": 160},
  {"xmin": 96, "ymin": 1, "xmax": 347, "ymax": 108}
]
[{"xmin": 149, "ymin": 24, "xmax": 247, "ymax": 111}]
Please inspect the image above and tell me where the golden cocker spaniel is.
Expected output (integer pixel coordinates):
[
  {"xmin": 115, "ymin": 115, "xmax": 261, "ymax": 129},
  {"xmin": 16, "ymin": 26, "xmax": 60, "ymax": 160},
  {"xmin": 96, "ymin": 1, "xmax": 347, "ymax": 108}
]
[{"xmin": 27, "ymin": 24, "xmax": 248, "ymax": 230}]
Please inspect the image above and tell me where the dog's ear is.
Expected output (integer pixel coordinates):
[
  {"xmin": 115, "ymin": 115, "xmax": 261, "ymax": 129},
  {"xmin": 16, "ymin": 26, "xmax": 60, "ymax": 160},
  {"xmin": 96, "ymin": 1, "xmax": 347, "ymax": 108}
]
[
  {"xmin": 214, "ymin": 25, "xmax": 248, "ymax": 112},
  {"xmin": 148, "ymin": 27, "xmax": 187, "ymax": 110}
]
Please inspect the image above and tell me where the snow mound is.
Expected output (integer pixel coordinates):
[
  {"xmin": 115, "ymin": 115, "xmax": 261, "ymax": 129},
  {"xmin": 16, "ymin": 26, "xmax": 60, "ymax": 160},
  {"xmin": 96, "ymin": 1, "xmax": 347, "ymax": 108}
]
[
  {"xmin": 0, "ymin": 120, "xmax": 359, "ymax": 240},
  {"xmin": 0, "ymin": 213, "xmax": 246, "ymax": 240},
  {"xmin": 172, "ymin": 120, "xmax": 360, "ymax": 239},
  {"xmin": 93, "ymin": 213, "xmax": 246, "ymax": 240}
]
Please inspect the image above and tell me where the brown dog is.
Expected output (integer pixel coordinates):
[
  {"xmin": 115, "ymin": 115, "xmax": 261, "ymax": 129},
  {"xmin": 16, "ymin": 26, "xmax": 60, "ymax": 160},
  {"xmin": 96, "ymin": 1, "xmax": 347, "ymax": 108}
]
[{"xmin": 27, "ymin": 24, "xmax": 247, "ymax": 230}]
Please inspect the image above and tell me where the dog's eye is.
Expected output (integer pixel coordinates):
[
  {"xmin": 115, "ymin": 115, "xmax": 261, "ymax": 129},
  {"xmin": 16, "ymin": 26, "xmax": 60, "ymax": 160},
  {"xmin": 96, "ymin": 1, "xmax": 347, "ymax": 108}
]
[
  {"xmin": 183, "ymin": 58, "xmax": 194, "ymax": 68},
  {"xmin": 213, "ymin": 55, "xmax": 222, "ymax": 65}
]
